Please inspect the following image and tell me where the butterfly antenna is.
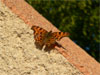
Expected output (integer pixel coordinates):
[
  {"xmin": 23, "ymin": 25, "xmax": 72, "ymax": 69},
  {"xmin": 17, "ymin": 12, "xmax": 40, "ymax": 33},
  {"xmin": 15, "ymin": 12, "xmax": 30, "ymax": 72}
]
[{"xmin": 49, "ymin": 30, "xmax": 52, "ymax": 33}]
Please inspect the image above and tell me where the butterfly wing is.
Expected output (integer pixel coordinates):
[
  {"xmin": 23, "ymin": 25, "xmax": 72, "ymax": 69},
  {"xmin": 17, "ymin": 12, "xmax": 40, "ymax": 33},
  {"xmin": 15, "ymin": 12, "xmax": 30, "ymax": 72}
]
[
  {"xmin": 45, "ymin": 31, "xmax": 69, "ymax": 47},
  {"xmin": 52, "ymin": 32, "xmax": 70, "ymax": 41},
  {"xmin": 31, "ymin": 26, "xmax": 48, "ymax": 46},
  {"xmin": 45, "ymin": 36, "xmax": 56, "ymax": 46}
]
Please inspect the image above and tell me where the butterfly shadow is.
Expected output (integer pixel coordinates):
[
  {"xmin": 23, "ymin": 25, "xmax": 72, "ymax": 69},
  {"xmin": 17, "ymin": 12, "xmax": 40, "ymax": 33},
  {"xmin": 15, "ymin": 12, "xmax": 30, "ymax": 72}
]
[
  {"xmin": 34, "ymin": 42, "xmax": 52, "ymax": 52},
  {"xmin": 34, "ymin": 42, "xmax": 43, "ymax": 50},
  {"xmin": 44, "ymin": 42, "xmax": 66, "ymax": 52},
  {"xmin": 34, "ymin": 42, "xmax": 64, "ymax": 53}
]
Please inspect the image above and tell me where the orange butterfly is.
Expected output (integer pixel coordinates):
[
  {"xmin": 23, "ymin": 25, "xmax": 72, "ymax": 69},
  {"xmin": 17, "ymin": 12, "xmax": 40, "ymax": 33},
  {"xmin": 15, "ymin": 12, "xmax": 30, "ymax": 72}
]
[{"xmin": 31, "ymin": 26, "xmax": 70, "ymax": 47}]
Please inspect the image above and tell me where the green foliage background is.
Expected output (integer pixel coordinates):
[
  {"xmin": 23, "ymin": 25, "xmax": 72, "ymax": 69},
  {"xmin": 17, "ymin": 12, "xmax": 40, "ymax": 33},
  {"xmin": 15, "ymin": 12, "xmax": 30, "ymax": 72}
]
[{"xmin": 25, "ymin": 0, "xmax": 100, "ymax": 62}]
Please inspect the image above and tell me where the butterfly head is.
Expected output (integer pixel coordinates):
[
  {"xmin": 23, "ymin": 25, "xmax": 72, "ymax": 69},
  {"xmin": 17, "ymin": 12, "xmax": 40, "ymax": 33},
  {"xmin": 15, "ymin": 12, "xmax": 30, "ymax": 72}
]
[
  {"xmin": 45, "ymin": 31, "xmax": 52, "ymax": 38},
  {"xmin": 48, "ymin": 30, "xmax": 52, "ymax": 34}
]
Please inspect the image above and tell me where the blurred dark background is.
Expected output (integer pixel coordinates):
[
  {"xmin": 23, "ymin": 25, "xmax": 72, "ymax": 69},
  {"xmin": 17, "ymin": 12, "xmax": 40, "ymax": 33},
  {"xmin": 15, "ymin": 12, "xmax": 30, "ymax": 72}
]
[{"xmin": 25, "ymin": 0, "xmax": 100, "ymax": 62}]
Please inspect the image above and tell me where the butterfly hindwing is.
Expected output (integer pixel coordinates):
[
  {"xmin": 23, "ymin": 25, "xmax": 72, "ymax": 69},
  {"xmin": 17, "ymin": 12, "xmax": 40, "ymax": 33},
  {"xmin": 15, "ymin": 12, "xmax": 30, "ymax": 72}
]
[{"xmin": 45, "ymin": 36, "xmax": 56, "ymax": 46}]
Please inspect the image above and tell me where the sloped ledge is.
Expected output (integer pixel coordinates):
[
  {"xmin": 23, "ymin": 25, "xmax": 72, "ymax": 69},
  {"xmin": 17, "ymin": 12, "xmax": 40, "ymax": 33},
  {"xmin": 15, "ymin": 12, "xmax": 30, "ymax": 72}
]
[{"xmin": 1, "ymin": 0, "xmax": 100, "ymax": 75}]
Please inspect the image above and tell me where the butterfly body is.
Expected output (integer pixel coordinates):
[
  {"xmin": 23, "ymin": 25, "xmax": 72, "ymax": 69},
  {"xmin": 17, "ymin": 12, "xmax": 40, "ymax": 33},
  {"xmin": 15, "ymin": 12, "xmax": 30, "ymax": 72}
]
[{"xmin": 31, "ymin": 26, "xmax": 69, "ymax": 47}]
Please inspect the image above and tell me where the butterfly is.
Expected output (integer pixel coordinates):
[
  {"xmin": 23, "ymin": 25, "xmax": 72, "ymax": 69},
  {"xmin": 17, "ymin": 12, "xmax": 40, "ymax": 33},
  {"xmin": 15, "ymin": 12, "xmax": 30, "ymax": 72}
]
[{"xmin": 31, "ymin": 26, "xmax": 70, "ymax": 47}]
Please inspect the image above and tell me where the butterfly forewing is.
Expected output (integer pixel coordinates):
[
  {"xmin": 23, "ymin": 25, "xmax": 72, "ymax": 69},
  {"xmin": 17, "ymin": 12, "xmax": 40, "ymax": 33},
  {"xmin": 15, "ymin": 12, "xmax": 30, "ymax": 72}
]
[
  {"xmin": 52, "ymin": 32, "xmax": 70, "ymax": 41},
  {"xmin": 31, "ymin": 26, "xmax": 48, "ymax": 46}
]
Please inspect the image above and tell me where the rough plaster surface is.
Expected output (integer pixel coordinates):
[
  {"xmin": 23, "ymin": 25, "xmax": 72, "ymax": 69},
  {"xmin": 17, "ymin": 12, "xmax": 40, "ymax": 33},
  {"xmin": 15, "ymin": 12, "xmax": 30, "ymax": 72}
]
[{"xmin": 0, "ymin": 2, "xmax": 82, "ymax": 75}]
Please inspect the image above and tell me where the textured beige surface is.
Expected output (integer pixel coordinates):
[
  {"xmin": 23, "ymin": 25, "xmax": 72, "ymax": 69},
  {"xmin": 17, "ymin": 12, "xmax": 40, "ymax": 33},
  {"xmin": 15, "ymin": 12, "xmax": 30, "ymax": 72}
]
[{"xmin": 0, "ymin": 2, "xmax": 82, "ymax": 75}]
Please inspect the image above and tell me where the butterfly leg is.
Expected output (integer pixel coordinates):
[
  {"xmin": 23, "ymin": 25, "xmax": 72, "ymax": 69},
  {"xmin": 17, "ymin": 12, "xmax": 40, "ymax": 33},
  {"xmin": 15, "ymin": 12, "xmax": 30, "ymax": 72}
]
[{"xmin": 42, "ymin": 45, "xmax": 46, "ymax": 51}]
